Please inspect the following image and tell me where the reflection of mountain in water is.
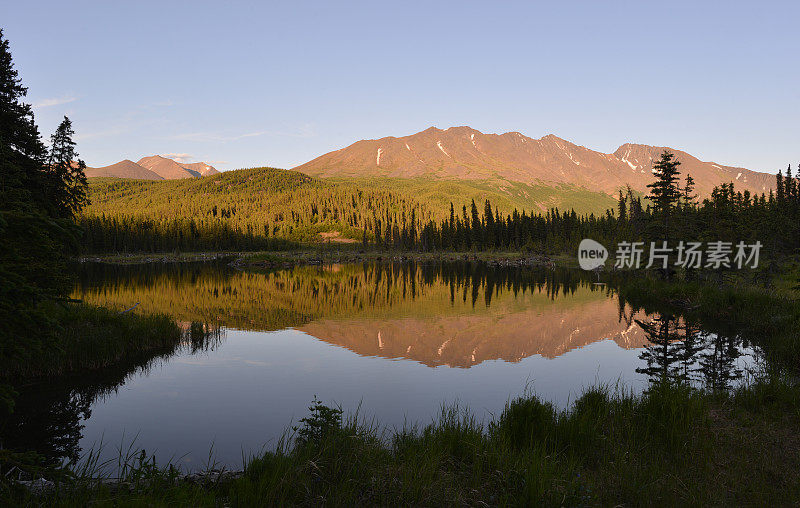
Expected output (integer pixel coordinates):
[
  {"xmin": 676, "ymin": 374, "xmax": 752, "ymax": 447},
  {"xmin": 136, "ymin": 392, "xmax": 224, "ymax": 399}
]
[
  {"xmin": 75, "ymin": 262, "xmax": 646, "ymax": 367},
  {"xmin": 301, "ymin": 294, "xmax": 647, "ymax": 368}
]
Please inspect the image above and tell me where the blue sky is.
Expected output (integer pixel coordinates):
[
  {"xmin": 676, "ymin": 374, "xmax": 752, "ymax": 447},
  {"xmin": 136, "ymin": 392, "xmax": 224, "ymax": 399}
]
[{"xmin": 2, "ymin": 1, "xmax": 798, "ymax": 173}]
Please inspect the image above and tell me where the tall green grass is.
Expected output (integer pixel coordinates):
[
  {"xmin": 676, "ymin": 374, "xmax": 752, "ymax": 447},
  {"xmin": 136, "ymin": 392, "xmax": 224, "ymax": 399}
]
[
  {"xmin": 1, "ymin": 303, "xmax": 181, "ymax": 379},
  {"xmin": 7, "ymin": 380, "xmax": 799, "ymax": 506}
]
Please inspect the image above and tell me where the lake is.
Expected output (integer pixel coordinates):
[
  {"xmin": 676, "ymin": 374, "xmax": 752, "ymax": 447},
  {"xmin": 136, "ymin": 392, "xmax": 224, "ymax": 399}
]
[{"xmin": 5, "ymin": 261, "xmax": 761, "ymax": 470}]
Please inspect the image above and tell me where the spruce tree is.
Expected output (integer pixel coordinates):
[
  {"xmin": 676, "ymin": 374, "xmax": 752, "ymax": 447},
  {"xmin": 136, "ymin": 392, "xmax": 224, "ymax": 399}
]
[
  {"xmin": 617, "ymin": 189, "xmax": 627, "ymax": 221},
  {"xmin": 470, "ymin": 200, "xmax": 481, "ymax": 248},
  {"xmin": 448, "ymin": 202, "xmax": 455, "ymax": 249},
  {"xmin": 646, "ymin": 150, "xmax": 682, "ymax": 242},
  {"xmin": 682, "ymin": 174, "xmax": 697, "ymax": 208},
  {"xmin": 46, "ymin": 116, "xmax": 88, "ymax": 218},
  {"xmin": 484, "ymin": 200, "xmax": 494, "ymax": 249},
  {"xmin": 0, "ymin": 29, "xmax": 77, "ymax": 369},
  {"xmin": 0, "ymin": 29, "xmax": 48, "ymax": 212}
]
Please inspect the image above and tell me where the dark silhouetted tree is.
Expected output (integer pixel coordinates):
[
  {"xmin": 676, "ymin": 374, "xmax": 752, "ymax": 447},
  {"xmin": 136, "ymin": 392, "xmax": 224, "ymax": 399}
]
[
  {"xmin": 646, "ymin": 150, "xmax": 682, "ymax": 242},
  {"xmin": 46, "ymin": 116, "xmax": 88, "ymax": 218}
]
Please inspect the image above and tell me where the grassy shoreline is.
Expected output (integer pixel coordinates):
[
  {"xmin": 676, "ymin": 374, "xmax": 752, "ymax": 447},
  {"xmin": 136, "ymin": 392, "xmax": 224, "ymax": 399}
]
[
  {"xmin": 5, "ymin": 379, "xmax": 799, "ymax": 506},
  {"xmin": 1, "ymin": 303, "xmax": 188, "ymax": 502},
  {"xmin": 0, "ymin": 303, "xmax": 182, "ymax": 381},
  {"xmin": 76, "ymin": 247, "xmax": 574, "ymax": 269}
]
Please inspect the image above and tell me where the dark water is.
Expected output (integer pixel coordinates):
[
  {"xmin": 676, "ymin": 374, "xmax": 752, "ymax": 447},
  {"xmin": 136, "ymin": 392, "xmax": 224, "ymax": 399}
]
[{"xmin": 3, "ymin": 262, "xmax": 761, "ymax": 470}]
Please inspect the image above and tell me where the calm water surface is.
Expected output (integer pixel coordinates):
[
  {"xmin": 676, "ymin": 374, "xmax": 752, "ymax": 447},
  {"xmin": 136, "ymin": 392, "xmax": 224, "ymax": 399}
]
[{"xmin": 5, "ymin": 262, "xmax": 761, "ymax": 469}]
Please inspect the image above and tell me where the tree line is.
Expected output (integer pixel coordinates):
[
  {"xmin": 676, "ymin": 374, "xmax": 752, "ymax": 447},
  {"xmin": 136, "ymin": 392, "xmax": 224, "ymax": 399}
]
[
  {"xmin": 81, "ymin": 215, "xmax": 297, "ymax": 253},
  {"xmin": 376, "ymin": 151, "xmax": 798, "ymax": 260},
  {"xmin": 0, "ymin": 29, "xmax": 90, "ymax": 388}
]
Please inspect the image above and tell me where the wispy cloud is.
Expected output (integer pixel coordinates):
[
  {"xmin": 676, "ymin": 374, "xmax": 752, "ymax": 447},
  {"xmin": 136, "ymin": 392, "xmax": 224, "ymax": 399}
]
[
  {"xmin": 172, "ymin": 125, "xmax": 316, "ymax": 143},
  {"xmin": 74, "ymin": 103, "xmax": 176, "ymax": 142},
  {"xmin": 294, "ymin": 123, "xmax": 316, "ymax": 138},
  {"xmin": 75, "ymin": 126, "xmax": 128, "ymax": 141},
  {"xmin": 160, "ymin": 154, "xmax": 228, "ymax": 166},
  {"xmin": 172, "ymin": 131, "xmax": 269, "ymax": 143},
  {"xmin": 33, "ymin": 96, "xmax": 77, "ymax": 109},
  {"xmin": 161, "ymin": 152, "xmax": 194, "ymax": 163}
]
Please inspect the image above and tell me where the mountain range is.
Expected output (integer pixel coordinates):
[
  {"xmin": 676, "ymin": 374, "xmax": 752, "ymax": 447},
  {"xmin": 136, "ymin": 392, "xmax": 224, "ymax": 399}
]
[
  {"xmin": 295, "ymin": 126, "xmax": 774, "ymax": 198},
  {"xmin": 84, "ymin": 127, "xmax": 776, "ymax": 206},
  {"xmin": 85, "ymin": 155, "xmax": 219, "ymax": 180}
]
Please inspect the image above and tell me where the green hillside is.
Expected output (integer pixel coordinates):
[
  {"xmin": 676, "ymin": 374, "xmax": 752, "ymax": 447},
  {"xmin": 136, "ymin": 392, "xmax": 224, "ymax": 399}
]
[
  {"xmin": 328, "ymin": 177, "xmax": 615, "ymax": 216},
  {"xmin": 80, "ymin": 167, "xmax": 615, "ymax": 252}
]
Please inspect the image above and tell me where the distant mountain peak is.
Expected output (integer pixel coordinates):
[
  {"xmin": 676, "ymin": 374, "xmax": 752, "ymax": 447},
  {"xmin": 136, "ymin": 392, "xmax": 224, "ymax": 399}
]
[
  {"xmin": 136, "ymin": 156, "xmax": 198, "ymax": 179},
  {"xmin": 293, "ymin": 126, "xmax": 775, "ymax": 197},
  {"xmin": 85, "ymin": 155, "xmax": 219, "ymax": 180},
  {"xmin": 177, "ymin": 160, "xmax": 219, "ymax": 177},
  {"xmin": 84, "ymin": 159, "xmax": 162, "ymax": 180}
]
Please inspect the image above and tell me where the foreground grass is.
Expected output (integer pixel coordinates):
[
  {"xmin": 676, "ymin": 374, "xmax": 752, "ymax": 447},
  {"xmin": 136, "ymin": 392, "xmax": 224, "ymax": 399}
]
[
  {"xmin": 1, "ymin": 303, "xmax": 181, "ymax": 379},
  {"xmin": 4, "ymin": 380, "xmax": 798, "ymax": 506}
]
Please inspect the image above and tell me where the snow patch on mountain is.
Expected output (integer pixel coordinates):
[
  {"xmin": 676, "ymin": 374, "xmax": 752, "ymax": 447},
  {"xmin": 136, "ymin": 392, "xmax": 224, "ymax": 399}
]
[{"xmin": 620, "ymin": 150, "xmax": 639, "ymax": 171}]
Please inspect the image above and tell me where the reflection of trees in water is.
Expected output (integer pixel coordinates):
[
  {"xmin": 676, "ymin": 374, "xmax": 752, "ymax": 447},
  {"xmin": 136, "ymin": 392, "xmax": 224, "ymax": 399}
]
[
  {"xmin": 635, "ymin": 316, "xmax": 746, "ymax": 391},
  {"xmin": 0, "ymin": 323, "xmax": 221, "ymax": 465},
  {"xmin": 74, "ymin": 261, "xmax": 613, "ymax": 332},
  {"xmin": 3, "ymin": 387, "xmax": 92, "ymax": 464},
  {"xmin": 677, "ymin": 322, "xmax": 704, "ymax": 383},
  {"xmin": 699, "ymin": 332, "xmax": 743, "ymax": 391},
  {"xmin": 636, "ymin": 315, "xmax": 689, "ymax": 384}
]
